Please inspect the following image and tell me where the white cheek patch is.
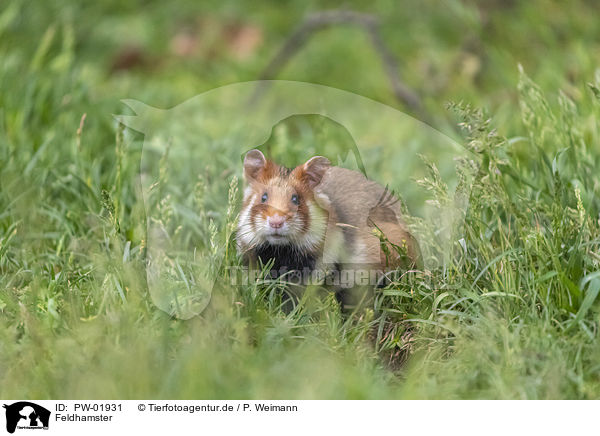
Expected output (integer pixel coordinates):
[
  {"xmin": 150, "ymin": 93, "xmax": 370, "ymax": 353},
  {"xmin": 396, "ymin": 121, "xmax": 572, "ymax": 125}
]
[
  {"xmin": 292, "ymin": 201, "xmax": 328, "ymax": 252},
  {"xmin": 236, "ymin": 194, "xmax": 258, "ymax": 249}
]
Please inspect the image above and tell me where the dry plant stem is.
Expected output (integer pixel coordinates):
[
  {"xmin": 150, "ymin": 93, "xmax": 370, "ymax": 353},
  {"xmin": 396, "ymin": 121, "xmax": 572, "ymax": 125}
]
[{"xmin": 252, "ymin": 10, "xmax": 427, "ymax": 120}]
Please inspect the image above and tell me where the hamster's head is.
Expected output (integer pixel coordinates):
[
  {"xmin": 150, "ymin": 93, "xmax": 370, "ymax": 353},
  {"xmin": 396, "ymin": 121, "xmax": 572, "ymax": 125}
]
[{"xmin": 237, "ymin": 149, "xmax": 330, "ymax": 251}]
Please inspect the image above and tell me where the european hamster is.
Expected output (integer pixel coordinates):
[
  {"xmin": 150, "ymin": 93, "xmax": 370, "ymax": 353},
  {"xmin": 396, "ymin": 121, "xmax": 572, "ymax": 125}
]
[{"xmin": 236, "ymin": 149, "xmax": 420, "ymax": 295}]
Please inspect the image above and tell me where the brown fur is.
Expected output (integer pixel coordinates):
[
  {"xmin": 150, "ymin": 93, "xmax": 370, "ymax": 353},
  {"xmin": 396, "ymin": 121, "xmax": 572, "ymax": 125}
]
[{"xmin": 237, "ymin": 150, "xmax": 420, "ymax": 290}]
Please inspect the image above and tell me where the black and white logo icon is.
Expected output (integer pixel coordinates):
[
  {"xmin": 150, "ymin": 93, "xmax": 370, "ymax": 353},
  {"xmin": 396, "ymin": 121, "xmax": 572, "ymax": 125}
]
[{"xmin": 3, "ymin": 402, "xmax": 50, "ymax": 434}]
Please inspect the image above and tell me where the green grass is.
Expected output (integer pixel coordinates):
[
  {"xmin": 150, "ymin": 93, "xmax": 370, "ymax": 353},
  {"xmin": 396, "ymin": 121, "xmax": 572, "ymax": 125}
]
[{"xmin": 1, "ymin": 0, "xmax": 600, "ymax": 399}]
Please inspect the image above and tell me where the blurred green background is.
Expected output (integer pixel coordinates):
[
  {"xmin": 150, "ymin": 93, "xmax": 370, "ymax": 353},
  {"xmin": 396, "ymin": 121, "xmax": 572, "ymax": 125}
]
[{"xmin": 1, "ymin": 0, "xmax": 600, "ymax": 399}]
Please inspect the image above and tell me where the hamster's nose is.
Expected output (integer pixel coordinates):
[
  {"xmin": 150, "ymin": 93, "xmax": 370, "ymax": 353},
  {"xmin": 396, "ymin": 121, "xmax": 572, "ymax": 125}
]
[{"xmin": 268, "ymin": 215, "xmax": 285, "ymax": 229}]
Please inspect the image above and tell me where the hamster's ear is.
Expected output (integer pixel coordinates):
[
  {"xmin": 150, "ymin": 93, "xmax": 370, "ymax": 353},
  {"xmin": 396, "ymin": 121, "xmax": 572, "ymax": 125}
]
[
  {"xmin": 243, "ymin": 149, "xmax": 267, "ymax": 181},
  {"xmin": 301, "ymin": 156, "xmax": 330, "ymax": 189}
]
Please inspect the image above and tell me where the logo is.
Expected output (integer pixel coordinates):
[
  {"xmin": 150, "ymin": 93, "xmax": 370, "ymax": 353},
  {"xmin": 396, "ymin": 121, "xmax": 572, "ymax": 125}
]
[{"xmin": 3, "ymin": 402, "xmax": 50, "ymax": 434}]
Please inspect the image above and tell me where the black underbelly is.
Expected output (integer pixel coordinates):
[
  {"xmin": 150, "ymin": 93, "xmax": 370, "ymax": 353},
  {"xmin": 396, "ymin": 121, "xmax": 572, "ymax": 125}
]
[{"xmin": 254, "ymin": 243, "xmax": 317, "ymax": 280}]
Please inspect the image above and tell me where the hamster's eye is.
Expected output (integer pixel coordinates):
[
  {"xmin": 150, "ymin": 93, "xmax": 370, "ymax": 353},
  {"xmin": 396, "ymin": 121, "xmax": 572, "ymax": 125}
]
[
  {"xmin": 291, "ymin": 194, "xmax": 299, "ymax": 205},
  {"xmin": 261, "ymin": 192, "xmax": 268, "ymax": 203}
]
